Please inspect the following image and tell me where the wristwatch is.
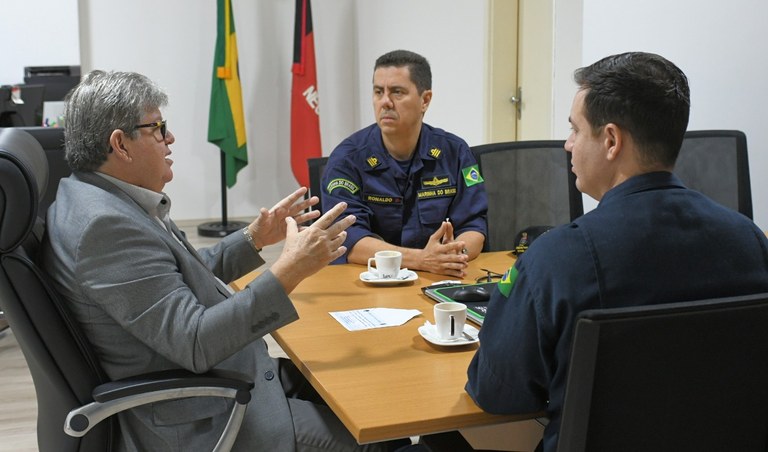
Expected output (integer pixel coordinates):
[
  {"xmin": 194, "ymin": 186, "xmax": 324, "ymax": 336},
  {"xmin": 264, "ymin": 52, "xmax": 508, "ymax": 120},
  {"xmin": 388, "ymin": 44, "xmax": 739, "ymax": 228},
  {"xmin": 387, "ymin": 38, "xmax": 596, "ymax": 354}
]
[{"xmin": 242, "ymin": 227, "xmax": 262, "ymax": 252}]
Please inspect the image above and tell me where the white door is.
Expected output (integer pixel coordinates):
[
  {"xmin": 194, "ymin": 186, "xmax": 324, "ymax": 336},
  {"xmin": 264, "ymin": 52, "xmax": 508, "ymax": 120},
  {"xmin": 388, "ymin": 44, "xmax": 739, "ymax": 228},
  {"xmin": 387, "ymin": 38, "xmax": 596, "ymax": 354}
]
[{"xmin": 488, "ymin": 0, "xmax": 554, "ymax": 141}]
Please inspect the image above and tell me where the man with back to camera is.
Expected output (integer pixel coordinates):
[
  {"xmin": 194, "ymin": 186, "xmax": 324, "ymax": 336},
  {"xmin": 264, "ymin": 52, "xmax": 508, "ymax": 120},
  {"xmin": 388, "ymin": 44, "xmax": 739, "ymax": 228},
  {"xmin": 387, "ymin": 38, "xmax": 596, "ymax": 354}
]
[
  {"xmin": 321, "ymin": 49, "xmax": 488, "ymax": 278},
  {"xmin": 42, "ymin": 70, "xmax": 416, "ymax": 451},
  {"xmin": 465, "ymin": 52, "xmax": 768, "ymax": 451}
]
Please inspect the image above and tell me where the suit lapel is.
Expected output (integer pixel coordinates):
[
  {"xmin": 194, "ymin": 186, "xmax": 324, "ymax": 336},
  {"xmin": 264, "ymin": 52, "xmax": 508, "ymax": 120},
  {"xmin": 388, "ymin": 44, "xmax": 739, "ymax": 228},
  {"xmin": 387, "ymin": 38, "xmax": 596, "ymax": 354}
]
[
  {"xmin": 167, "ymin": 219, "xmax": 233, "ymax": 298},
  {"xmin": 73, "ymin": 172, "xmax": 233, "ymax": 298}
]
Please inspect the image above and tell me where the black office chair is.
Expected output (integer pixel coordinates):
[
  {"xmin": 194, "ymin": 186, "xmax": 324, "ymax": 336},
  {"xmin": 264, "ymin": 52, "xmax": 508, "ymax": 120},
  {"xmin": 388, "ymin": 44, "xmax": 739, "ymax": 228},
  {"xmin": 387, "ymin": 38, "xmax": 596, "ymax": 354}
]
[
  {"xmin": 307, "ymin": 156, "xmax": 329, "ymax": 202},
  {"xmin": 675, "ymin": 130, "xmax": 752, "ymax": 219},
  {"xmin": 13, "ymin": 126, "xmax": 70, "ymax": 216},
  {"xmin": 0, "ymin": 126, "xmax": 68, "ymax": 331},
  {"xmin": 471, "ymin": 141, "xmax": 583, "ymax": 252},
  {"xmin": 305, "ymin": 156, "xmax": 329, "ymax": 222},
  {"xmin": 558, "ymin": 293, "xmax": 768, "ymax": 452},
  {"xmin": 0, "ymin": 128, "xmax": 254, "ymax": 452}
]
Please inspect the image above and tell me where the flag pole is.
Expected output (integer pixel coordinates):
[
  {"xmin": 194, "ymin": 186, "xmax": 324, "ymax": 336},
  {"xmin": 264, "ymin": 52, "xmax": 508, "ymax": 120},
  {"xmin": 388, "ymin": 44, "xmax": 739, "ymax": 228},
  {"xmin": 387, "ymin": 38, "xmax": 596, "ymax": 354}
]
[
  {"xmin": 199, "ymin": 0, "xmax": 248, "ymax": 238},
  {"xmin": 197, "ymin": 152, "xmax": 248, "ymax": 237}
]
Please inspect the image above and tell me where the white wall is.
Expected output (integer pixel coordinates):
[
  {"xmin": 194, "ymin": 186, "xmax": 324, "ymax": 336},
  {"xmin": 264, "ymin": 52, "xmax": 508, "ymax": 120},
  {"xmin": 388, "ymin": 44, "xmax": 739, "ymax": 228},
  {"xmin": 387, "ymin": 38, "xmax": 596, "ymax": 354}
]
[
  {"xmin": 79, "ymin": 0, "xmax": 296, "ymax": 222},
  {"xmin": 5, "ymin": 0, "xmax": 766, "ymax": 229},
  {"xmin": 74, "ymin": 0, "xmax": 489, "ymax": 222},
  {"xmin": 562, "ymin": 0, "xmax": 768, "ymax": 228},
  {"xmin": 354, "ymin": 2, "xmax": 488, "ymax": 146},
  {"xmin": 0, "ymin": 0, "xmax": 79, "ymax": 85},
  {"xmin": 552, "ymin": 0, "xmax": 582, "ymax": 140}
]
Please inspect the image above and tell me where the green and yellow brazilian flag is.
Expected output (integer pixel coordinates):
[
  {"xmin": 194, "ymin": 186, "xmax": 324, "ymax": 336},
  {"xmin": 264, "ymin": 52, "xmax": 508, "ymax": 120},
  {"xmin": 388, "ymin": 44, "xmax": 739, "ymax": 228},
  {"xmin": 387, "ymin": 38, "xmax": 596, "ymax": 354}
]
[{"xmin": 208, "ymin": 0, "xmax": 248, "ymax": 188}]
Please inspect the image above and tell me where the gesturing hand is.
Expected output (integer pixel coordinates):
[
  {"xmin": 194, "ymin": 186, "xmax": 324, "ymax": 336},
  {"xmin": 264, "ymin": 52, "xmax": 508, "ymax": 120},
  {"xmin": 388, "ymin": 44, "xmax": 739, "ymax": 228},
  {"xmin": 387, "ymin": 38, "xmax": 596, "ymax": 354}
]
[
  {"xmin": 270, "ymin": 202, "xmax": 355, "ymax": 293},
  {"xmin": 247, "ymin": 187, "xmax": 321, "ymax": 249}
]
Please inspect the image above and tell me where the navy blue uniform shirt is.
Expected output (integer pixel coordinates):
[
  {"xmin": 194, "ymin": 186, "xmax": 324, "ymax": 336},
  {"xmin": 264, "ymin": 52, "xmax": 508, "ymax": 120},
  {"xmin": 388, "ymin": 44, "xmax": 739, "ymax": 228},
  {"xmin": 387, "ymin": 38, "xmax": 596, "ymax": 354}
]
[
  {"xmin": 322, "ymin": 123, "xmax": 488, "ymax": 263},
  {"xmin": 466, "ymin": 171, "xmax": 768, "ymax": 452}
]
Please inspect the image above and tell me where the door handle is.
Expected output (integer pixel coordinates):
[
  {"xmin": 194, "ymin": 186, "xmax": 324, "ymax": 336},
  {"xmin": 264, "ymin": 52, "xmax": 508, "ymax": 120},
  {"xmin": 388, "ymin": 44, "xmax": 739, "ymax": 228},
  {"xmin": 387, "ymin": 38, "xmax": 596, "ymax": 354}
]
[{"xmin": 509, "ymin": 87, "xmax": 522, "ymax": 119}]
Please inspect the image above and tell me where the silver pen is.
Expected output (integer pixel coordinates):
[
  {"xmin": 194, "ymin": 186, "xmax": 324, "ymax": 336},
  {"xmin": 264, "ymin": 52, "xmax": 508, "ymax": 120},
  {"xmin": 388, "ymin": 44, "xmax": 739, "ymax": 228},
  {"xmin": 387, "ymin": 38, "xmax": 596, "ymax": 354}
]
[{"xmin": 445, "ymin": 218, "xmax": 468, "ymax": 254}]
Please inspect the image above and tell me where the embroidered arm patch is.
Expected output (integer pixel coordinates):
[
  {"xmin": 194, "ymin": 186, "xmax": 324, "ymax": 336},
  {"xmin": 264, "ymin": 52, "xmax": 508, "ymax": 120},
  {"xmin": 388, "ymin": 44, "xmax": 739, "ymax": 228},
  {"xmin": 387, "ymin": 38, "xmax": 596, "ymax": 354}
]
[
  {"xmin": 497, "ymin": 265, "xmax": 518, "ymax": 297},
  {"xmin": 326, "ymin": 178, "xmax": 360, "ymax": 194},
  {"xmin": 462, "ymin": 165, "xmax": 484, "ymax": 187}
]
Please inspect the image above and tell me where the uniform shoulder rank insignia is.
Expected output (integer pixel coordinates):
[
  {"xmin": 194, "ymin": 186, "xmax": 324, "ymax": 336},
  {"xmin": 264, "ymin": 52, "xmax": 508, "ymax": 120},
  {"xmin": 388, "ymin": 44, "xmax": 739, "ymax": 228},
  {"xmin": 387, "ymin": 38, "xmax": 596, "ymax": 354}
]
[
  {"xmin": 497, "ymin": 265, "xmax": 518, "ymax": 298},
  {"xmin": 461, "ymin": 164, "xmax": 484, "ymax": 187},
  {"xmin": 429, "ymin": 147, "xmax": 442, "ymax": 159},
  {"xmin": 366, "ymin": 156, "xmax": 380, "ymax": 168}
]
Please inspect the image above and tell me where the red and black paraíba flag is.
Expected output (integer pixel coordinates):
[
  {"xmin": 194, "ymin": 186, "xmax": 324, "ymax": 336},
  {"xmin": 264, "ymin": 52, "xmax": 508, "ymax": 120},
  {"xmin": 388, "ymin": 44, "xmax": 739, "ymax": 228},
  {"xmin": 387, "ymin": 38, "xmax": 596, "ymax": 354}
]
[{"xmin": 290, "ymin": 0, "xmax": 321, "ymax": 188}]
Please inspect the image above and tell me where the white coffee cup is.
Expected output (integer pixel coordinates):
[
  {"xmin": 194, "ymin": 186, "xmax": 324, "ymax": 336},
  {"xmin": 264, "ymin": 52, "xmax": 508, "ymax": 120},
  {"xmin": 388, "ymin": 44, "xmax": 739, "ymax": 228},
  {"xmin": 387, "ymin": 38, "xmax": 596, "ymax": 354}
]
[
  {"xmin": 367, "ymin": 250, "xmax": 402, "ymax": 279},
  {"xmin": 433, "ymin": 303, "xmax": 467, "ymax": 340}
]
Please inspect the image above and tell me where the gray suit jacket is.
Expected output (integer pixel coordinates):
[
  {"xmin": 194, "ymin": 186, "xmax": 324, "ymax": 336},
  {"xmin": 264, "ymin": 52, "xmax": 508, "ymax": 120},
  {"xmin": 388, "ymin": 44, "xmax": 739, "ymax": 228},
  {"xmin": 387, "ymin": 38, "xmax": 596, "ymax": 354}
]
[{"xmin": 42, "ymin": 171, "xmax": 301, "ymax": 451}]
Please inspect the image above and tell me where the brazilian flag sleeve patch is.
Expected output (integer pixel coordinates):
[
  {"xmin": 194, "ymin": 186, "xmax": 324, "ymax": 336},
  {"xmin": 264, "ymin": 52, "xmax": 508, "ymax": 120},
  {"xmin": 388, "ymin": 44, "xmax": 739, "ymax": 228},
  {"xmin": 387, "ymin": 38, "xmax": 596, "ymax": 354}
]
[
  {"xmin": 497, "ymin": 265, "xmax": 518, "ymax": 298},
  {"xmin": 462, "ymin": 164, "xmax": 484, "ymax": 187}
]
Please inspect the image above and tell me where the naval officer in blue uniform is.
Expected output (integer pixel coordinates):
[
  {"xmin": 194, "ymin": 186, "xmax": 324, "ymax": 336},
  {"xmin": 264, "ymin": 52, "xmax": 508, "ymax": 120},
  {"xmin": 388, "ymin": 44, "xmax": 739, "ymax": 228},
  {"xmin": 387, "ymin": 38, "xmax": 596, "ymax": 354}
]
[
  {"xmin": 322, "ymin": 50, "xmax": 488, "ymax": 278},
  {"xmin": 465, "ymin": 52, "xmax": 768, "ymax": 452}
]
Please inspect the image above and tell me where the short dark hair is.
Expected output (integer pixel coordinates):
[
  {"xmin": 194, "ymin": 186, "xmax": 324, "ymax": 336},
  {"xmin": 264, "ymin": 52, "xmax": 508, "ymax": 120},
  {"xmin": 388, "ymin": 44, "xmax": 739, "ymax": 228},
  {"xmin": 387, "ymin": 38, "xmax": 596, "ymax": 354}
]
[
  {"xmin": 374, "ymin": 50, "xmax": 432, "ymax": 94},
  {"xmin": 574, "ymin": 52, "xmax": 690, "ymax": 168}
]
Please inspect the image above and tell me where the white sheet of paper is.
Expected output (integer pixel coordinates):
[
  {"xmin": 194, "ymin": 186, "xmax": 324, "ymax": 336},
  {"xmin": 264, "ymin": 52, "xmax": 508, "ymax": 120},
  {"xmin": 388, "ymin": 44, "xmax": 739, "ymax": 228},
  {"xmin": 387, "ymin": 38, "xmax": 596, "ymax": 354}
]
[{"xmin": 329, "ymin": 308, "xmax": 422, "ymax": 331}]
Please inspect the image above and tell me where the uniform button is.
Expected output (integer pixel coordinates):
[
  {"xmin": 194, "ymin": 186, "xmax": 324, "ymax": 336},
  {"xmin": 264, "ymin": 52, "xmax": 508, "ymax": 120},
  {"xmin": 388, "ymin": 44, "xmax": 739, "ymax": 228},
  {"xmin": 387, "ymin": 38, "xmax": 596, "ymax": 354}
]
[{"xmin": 264, "ymin": 370, "xmax": 275, "ymax": 381}]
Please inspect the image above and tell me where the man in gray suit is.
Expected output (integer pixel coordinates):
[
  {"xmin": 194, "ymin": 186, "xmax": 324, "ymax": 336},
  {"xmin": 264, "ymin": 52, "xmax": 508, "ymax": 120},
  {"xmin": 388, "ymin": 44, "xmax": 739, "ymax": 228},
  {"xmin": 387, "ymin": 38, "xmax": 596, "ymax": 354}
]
[{"xmin": 42, "ymin": 70, "xmax": 412, "ymax": 451}]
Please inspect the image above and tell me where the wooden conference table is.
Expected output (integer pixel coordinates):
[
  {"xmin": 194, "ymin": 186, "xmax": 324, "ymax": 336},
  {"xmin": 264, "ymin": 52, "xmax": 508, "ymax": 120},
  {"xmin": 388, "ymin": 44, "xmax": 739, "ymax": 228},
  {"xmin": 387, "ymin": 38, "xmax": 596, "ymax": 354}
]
[{"xmin": 234, "ymin": 251, "xmax": 540, "ymax": 444}]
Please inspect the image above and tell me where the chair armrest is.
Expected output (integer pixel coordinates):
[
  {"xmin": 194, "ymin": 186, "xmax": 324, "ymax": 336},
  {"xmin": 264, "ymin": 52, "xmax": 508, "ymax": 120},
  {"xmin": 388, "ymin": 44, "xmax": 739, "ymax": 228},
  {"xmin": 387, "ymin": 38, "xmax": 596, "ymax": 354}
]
[
  {"xmin": 92, "ymin": 368, "xmax": 253, "ymax": 404},
  {"xmin": 65, "ymin": 368, "xmax": 254, "ymax": 452}
]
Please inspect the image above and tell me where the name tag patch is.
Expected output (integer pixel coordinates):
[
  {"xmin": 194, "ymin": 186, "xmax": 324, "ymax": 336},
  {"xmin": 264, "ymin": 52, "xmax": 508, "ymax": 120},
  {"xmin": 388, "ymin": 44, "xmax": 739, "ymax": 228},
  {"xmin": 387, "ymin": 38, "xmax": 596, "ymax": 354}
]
[
  {"xmin": 417, "ymin": 186, "xmax": 457, "ymax": 200},
  {"xmin": 364, "ymin": 193, "xmax": 403, "ymax": 205}
]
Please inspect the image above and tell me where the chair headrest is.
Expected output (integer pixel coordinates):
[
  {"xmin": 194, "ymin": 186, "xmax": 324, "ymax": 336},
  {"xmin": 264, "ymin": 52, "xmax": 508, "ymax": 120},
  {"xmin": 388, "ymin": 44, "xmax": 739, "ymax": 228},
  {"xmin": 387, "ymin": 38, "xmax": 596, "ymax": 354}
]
[{"xmin": 0, "ymin": 128, "xmax": 49, "ymax": 253}]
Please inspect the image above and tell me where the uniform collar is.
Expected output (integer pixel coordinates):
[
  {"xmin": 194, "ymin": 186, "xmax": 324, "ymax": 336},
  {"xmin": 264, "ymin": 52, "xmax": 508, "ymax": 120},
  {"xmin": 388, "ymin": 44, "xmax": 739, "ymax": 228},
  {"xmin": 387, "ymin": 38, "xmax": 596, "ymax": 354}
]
[
  {"xmin": 362, "ymin": 123, "xmax": 441, "ymax": 173},
  {"xmin": 599, "ymin": 171, "xmax": 686, "ymax": 207}
]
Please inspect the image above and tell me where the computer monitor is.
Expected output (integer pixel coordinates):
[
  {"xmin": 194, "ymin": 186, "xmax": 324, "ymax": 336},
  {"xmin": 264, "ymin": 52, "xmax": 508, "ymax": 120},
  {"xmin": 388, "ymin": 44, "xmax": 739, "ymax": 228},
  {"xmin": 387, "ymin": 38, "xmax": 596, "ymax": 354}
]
[
  {"xmin": 24, "ymin": 66, "xmax": 81, "ymax": 102},
  {"xmin": 0, "ymin": 84, "xmax": 46, "ymax": 127}
]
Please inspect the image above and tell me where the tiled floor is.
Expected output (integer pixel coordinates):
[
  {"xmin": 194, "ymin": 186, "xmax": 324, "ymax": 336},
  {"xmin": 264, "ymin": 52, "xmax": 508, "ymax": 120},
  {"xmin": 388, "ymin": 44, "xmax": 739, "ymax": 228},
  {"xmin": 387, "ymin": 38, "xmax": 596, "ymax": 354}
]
[{"xmin": 0, "ymin": 218, "xmax": 288, "ymax": 451}]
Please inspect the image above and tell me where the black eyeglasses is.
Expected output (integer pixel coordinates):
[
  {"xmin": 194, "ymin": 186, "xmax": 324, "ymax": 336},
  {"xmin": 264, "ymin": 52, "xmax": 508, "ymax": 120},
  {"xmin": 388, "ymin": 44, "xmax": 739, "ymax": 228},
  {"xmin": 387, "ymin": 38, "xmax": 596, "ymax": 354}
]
[
  {"xmin": 134, "ymin": 120, "xmax": 167, "ymax": 140},
  {"xmin": 475, "ymin": 268, "xmax": 504, "ymax": 283}
]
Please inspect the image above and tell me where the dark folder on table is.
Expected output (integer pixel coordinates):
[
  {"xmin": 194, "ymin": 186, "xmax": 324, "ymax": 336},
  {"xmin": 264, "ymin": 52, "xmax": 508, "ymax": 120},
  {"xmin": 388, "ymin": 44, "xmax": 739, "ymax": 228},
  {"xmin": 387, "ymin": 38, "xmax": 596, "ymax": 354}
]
[{"xmin": 422, "ymin": 282, "xmax": 496, "ymax": 325}]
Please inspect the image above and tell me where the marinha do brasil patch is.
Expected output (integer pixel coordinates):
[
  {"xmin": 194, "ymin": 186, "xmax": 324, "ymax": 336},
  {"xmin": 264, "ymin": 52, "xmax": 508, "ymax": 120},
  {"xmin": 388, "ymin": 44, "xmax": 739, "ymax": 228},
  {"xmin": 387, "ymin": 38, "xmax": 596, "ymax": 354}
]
[{"xmin": 326, "ymin": 178, "xmax": 360, "ymax": 194}]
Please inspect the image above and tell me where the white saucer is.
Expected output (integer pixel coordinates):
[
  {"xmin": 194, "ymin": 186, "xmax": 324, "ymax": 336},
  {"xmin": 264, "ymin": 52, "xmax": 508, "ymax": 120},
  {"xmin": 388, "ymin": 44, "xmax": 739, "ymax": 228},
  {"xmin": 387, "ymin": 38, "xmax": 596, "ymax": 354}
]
[
  {"xmin": 418, "ymin": 322, "xmax": 480, "ymax": 346},
  {"xmin": 359, "ymin": 269, "xmax": 418, "ymax": 286}
]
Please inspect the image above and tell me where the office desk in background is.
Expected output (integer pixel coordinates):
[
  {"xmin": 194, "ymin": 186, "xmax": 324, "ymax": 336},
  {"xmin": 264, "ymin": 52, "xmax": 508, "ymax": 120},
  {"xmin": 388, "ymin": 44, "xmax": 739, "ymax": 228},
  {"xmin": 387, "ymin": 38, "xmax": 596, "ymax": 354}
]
[{"xmin": 233, "ymin": 251, "xmax": 542, "ymax": 444}]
